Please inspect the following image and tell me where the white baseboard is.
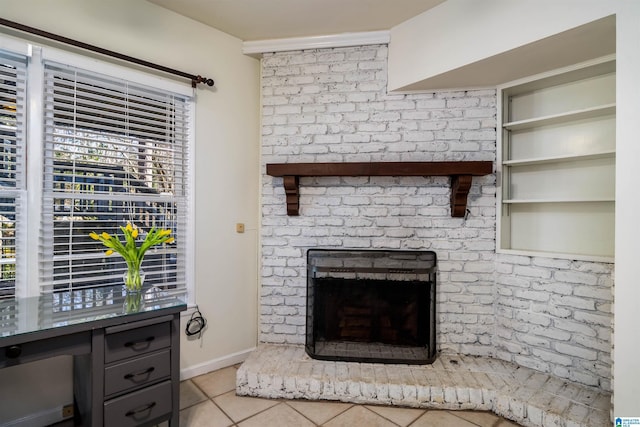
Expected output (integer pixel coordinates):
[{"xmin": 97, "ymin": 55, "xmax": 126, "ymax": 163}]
[
  {"xmin": 2, "ymin": 405, "xmax": 70, "ymax": 427},
  {"xmin": 180, "ymin": 347, "xmax": 256, "ymax": 380}
]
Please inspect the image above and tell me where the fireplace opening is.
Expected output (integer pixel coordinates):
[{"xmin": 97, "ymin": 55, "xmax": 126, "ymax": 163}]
[{"xmin": 306, "ymin": 249, "xmax": 437, "ymax": 364}]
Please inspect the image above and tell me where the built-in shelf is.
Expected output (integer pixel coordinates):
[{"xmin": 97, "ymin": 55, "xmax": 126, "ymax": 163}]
[
  {"xmin": 266, "ymin": 161, "xmax": 493, "ymax": 217},
  {"xmin": 498, "ymin": 56, "xmax": 616, "ymax": 260},
  {"xmin": 502, "ymin": 150, "xmax": 615, "ymax": 167},
  {"xmin": 503, "ymin": 104, "xmax": 615, "ymax": 131}
]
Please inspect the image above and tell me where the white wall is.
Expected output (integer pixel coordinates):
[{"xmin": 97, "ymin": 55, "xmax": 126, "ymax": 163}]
[
  {"xmin": 388, "ymin": 0, "xmax": 640, "ymax": 416},
  {"xmin": 0, "ymin": 0, "xmax": 260, "ymax": 422},
  {"xmin": 612, "ymin": 0, "xmax": 640, "ymax": 417},
  {"xmin": 388, "ymin": 0, "xmax": 617, "ymax": 91}
]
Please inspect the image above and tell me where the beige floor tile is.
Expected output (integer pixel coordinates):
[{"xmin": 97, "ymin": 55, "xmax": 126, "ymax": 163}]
[
  {"xmin": 213, "ymin": 390, "xmax": 279, "ymax": 422},
  {"xmin": 191, "ymin": 366, "xmax": 238, "ymax": 398},
  {"xmin": 238, "ymin": 402, "xmax": 316, "ymax": 427},
  {"xmin": 286, "ymin": 399, "xmax": 353, "ymax": 425},
  {"xmin": 180, "ymin": 380, "xmax": 208, "ymax": 410},
  {"xmin": 411, "ymin": 410, "xmax": 478, "ymax": 427},
  {"xmin": 179, "ymin": 400, "xmax": 233, "ymax": 427},
  {"xmin": 450, "ymin": 410, "xmax": 501, "ymax": 426},
  {"xmin": 323, "ymin": 406, "xmax": 398, "ymax": 427},
  {"xmin": 366, "ymin": 405, "xmax": 425, "ymax": 426}
]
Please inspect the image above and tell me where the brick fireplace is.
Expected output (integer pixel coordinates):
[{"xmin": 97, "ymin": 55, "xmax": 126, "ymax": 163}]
[{"xmin": 254, "ymin": 43, "xmax": 614, "ymax": 425}]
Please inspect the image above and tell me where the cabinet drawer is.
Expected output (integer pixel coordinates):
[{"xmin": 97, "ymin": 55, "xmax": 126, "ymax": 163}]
[
  {"xmin": 105, "ymin": 322, "xmax": 171, "ymax": 363},
  {"xmin": 104, "ymin": 380, "xmax": 172, "ymax": 427},
  {"xmin": 105, "ymin": 349, "xmax": 171, "ymax": 397}
]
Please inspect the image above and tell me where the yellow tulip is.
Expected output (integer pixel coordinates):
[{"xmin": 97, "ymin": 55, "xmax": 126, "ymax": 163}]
[
  {"xmin": 165, "ymin": 237, "xmax": 175, "ymax": 244},
  {"xmin": 105, "ymin": 249, "xmax": 114, "ymax": 256},
  {"xmin": 160, "ymin": 229, "xmax": 172, "ymax": 236},
  {"xmin": 101, "ymin": 232, "xmax": 111, "ymax": 240},
  {"xmin": 126, "ymin": 223, "xmax": 133, "ymax": 232},
  {"xmin": 89, "ymin": 232, "xmax": 99, "ymax": 240},
  {"xmin": 132, "ymin": 228, "xmax": 139, "ymax": 238}
]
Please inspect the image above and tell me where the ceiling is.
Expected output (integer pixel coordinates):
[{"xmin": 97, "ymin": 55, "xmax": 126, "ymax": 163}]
[{"xmin": 145, "ymin": 0, "xmax": 446, "ymax": 41}]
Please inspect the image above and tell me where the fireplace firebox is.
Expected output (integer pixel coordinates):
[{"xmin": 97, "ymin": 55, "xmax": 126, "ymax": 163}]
[{"xmin": 306, "ymin": 249, "xmax": 437, "ymax": 364}]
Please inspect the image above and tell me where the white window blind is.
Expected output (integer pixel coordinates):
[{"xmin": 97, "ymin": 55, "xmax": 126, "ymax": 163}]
[
  {"xmin": 40, "ymin": 61, "xmax": 191, "ymax": 296},
  {"xmin": 0, "ymin": 50, "xmax": 26, "ymax": 299}
]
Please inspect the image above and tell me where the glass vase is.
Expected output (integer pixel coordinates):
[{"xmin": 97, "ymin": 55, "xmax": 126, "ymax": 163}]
[
  {"xmin": 124, "ymin": 290, "xmax": 143, "ymax": 313},
  {"xmin": 123, "ymin": 267, "xmax": 145, "ymax": 292}
]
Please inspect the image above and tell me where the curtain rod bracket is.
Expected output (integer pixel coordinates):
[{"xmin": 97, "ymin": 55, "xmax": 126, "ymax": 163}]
[{"xmin": 0, "ymin": 17, "xmax": 215, "ymax": 89}]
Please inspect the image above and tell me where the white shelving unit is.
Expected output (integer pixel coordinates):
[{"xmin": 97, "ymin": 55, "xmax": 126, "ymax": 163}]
[{"xmin": 497, "ymin": 56, "xmax": 616, "ymax": 261}]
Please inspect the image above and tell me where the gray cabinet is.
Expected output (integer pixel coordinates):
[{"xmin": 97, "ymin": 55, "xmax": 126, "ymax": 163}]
[
  {"xmin": 0, "ymin": 286, "xmax": 186, "ymax": 427},
  {"xmin": 74, "ymin": 314, "xmax": 182, "ymax": 426}
]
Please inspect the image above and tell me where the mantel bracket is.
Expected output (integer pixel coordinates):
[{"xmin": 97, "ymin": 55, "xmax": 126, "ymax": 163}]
[
  {"xmin": 450, "ymin": 175, "xmax": 473, "ymax": 217},
  {"xmin": 266, "ymin": 161, "xmax": 493, "ymax": 217},
  {"xmin": 283, "ymin": 176, "xmax": 300, "ymax": 216}
]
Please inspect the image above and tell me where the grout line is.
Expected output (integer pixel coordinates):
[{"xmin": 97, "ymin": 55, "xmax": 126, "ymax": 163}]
[
  {"xmin": 361, "ymin": 405, "xmax": 403, "ymax": 426},
  {"xmin": 282, "ymin": 401, "xmax": 322, "ymax": 426},
  {"xmin": 209, "ymin": 396, "xmax": 238, "ymax": 426},
  {"xmin": 446, "ymin": 409, "xmax": 495, "ymax": 427},
  {"xmin": 218, "ymin": 397, "xmax": 285, "ymax": 425},
  {"xmin": 184, "ymin": 377, "xmax": 243, "ymax": 425},
  {"xmin": 178, "ymin": 379, "xmax": 211, "ymax": 411}
]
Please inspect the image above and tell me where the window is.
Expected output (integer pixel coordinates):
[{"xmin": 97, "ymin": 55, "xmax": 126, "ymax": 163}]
[
  {"xmin": 0, "ymin": 40, "xmax": 194, "ymax": 300},
  {"xmin": 0, "ymin": 49, "xmax": 26, "ymax": 298},
  {"xmin": 497, "ymin": 56, "xmax": 615, "ymax": 261}
]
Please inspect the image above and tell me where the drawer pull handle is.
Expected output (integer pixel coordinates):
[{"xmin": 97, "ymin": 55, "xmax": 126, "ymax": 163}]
[
  {"xmin": 124, "ymin": 367, "xmax": 155, "ymax": 381},
  {"xmin": 124, "ymin": 336, "xmax": 155, "ymax": 349},
  {"xmin": 125, "ymin": 401, "xmax": 156, "ymax": 418}
]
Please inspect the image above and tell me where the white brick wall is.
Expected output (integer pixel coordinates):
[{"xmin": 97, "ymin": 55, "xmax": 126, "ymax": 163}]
[
  {"xmin": 495, "ymin": 255, "xmax": 613, "ymax": 391},
  {"xmin": 259, "ymin": 44, "xmax": 613, "ymax": 392},
  {"xmin": 261, "ymin": 45, "xmax": 496, "ymax": 356}
]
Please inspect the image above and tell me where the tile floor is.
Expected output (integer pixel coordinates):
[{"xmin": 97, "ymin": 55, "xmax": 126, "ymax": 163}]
[{"xmin": 179, "ymin": 364, "xmax": 522, "ymax": 427}]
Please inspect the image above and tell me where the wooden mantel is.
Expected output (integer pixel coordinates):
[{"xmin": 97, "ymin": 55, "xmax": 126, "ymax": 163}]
[{"xmin": 266, "ymin": 161, "xmax": 493, "ymax": 217}]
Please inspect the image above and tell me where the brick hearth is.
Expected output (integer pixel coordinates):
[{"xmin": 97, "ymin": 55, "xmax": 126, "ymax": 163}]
[{"xmin": 237, "ymin": 345, "xmax": 610, "ymax": 427}]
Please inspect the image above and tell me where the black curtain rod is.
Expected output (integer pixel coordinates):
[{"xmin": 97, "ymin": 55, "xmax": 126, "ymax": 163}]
[{"xmin": 0, "ymin": 17, "xmax": 214, "ymax": 88}]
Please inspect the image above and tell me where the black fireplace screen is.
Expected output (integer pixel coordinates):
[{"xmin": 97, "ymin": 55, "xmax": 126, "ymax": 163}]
[{"xmin": 306, "ymin": 249, "xmax": 437, "ymax": 364}]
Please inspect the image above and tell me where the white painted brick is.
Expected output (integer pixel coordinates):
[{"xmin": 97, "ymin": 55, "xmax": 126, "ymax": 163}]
[
  {"xmin": 496, "ymin": 275, "xmax": 531, "ymax": 288},
  {"xmin": 416, "ymin": 99, "xmax": 447, "ymax": 109},
  {"xmin": 515, "ymin": 311, "xmax": 551, "ymax": 327},
  {"xmin": 573, "ymin": 285, "xmax": 612, "ymax": 301},
  {"xmin": 573, "ymin": 261, "xmax": 613, "ymax": 274},
  {"xmin": 572, "ymin": 335, "xmax": 611, "ymax": 353},
  {"xmin": 513, "ymin": 265, "xmax": 553, "ymax": 279},
  {"xmin": 447, "ymin": 97, "xmax": 480, "ymax": 108},
  {"xmin": 357, "ymin": 81, "xmax": 386, "ymax": 92},
  {"xmin": 531, "ymin": 303, "xmax": 572, "ymax": 319},
  {"xmin": 551, "ymin": 295, "xmax": 595, "ymax": 310},
  {"xmin": 554, "ymin": 343, "xmax": 598, "ymax": 361},
  {"xmin": 531, "ymin": 281, "xmax": 574, "ymax": 296},
  {"xmin": 299, "ymin": 124, "xmax": 327, "ymax": 134},
  {"xmin": 554, "ymin": 270, "xmax": 598, "ymax": 285},
  {"xmin": 463, "ymin": 130, "xmax": 496, "ymax": 141},
  {"xmin": 573, "ymin": 311, "xmax": 611, "ymax": 327},
  {"xmin": 449, "ymin": 141, "xmax": 480, "ymax": 151},
  {"xmin": 513, "ymin": 289, "xmax": 550, "ymax": 302}
]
